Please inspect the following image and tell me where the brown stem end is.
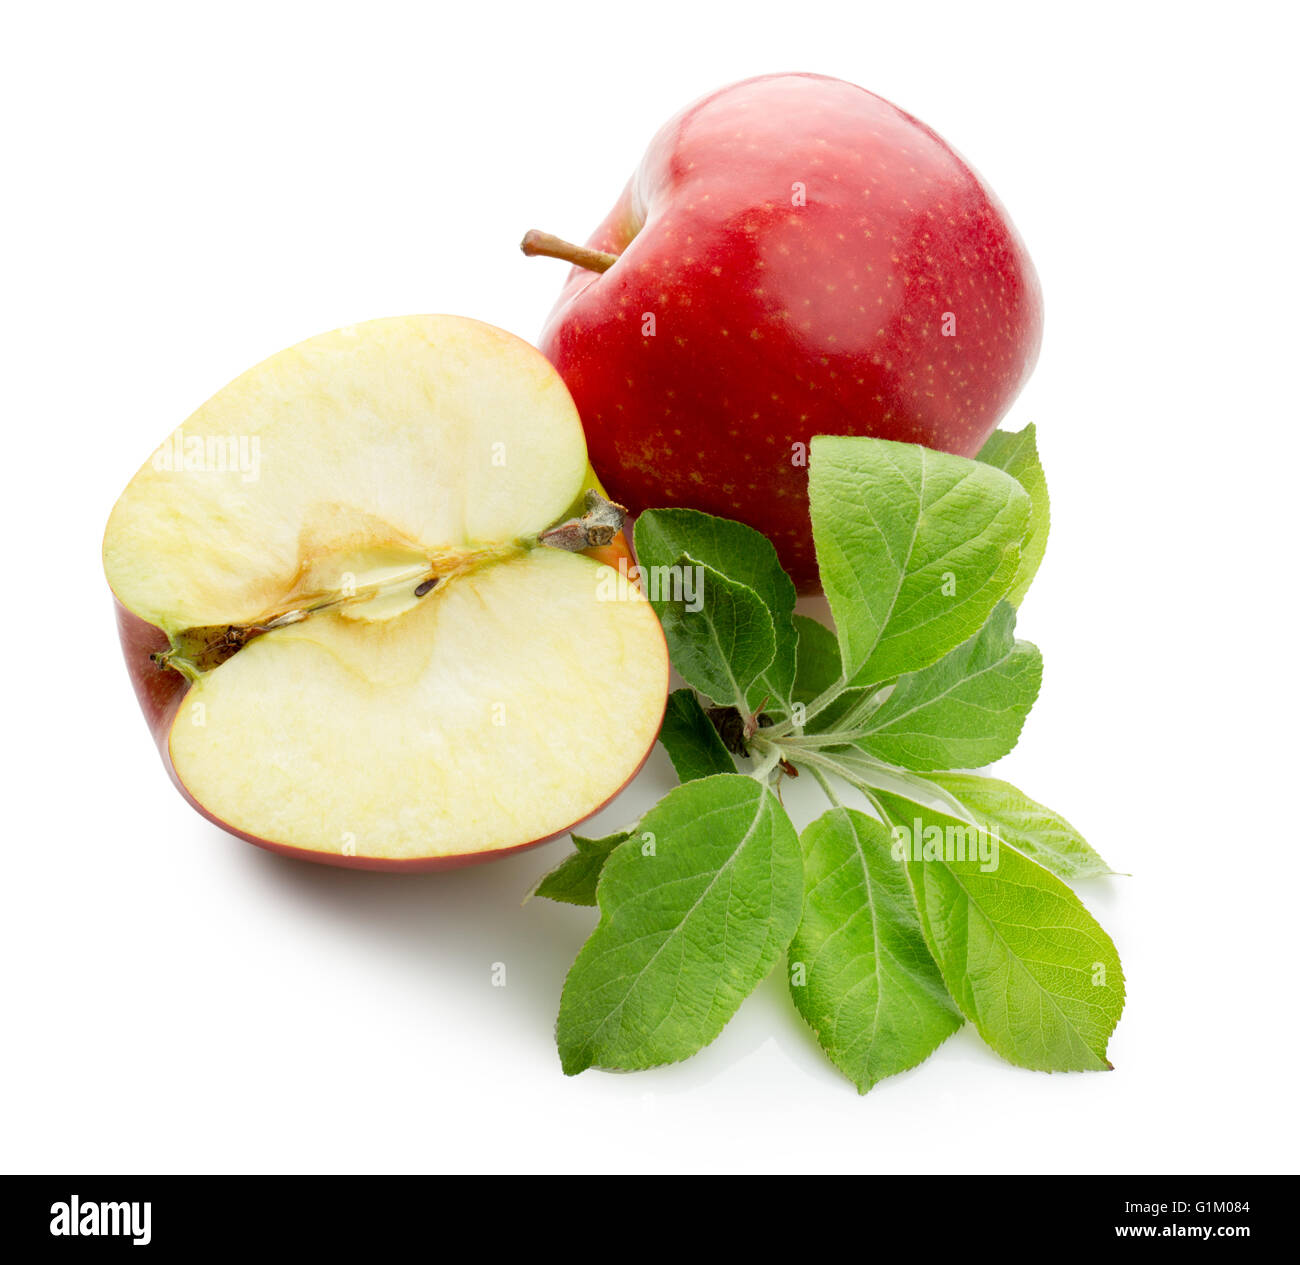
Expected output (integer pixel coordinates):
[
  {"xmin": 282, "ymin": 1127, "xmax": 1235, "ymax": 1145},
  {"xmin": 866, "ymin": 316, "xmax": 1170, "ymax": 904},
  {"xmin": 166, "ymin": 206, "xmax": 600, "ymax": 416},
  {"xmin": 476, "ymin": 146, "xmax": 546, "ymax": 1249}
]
[
  {"xmin": 538, "ymin": 489, "xmax": 628, "ymax": 552},
  {"xmin": 520, "ymin": 229, "xmax": 618, "ymax": 275}
]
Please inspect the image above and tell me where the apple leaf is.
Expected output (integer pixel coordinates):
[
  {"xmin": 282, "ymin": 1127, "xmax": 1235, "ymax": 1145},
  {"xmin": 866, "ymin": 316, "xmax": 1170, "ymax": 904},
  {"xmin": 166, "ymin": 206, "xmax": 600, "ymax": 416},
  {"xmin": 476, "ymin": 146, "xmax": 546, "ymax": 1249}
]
[
  {"xmin": 556, "ymin": 774, "xmax": 803, "ymax": 1074},
  {"xmin": 793, "ymin": 614, "xmax": 844, "ymax": 700},
  {"xmin": 536, "ymin": 429, "xmax": 1122, "ymax": 1089},
  {"xmin": 978, "ymin": 424, "xmax": 1049, "ymax": 607},
  {"xmin": 654, "ymin": 553, "xmax": 776, "ymax": 713},
  {"xmin": 792, "ymin": 614, "xmax": 869, "ymax": 731},
  {"xmin": 634, "ymin": 509, "xmax": 797, "ymax": 713},
  {"xmin": 658, "ymin": 689, "xmax": 735, "ymax": 782},
  {"xmin": 871, "ymin": 788, "xmax": 1125, "ymax": 1072},
  {"xmin": 527, "ymin": 831, "xmax": 631, "ymax": 907},
  {"xmin": 853, "ymin": 602, "xmax": 1042, "ymax": 771},
  {"xmin": 925, "ymin": 772, "xmax": 1114, "ymax": 881},
  {"xmin": 789, "ymin": 808, "xmax": 963, "ymax": 1093},
  {"xmin": 808, "ymin": 436, "xmax": 1031, "ymax": 688}
]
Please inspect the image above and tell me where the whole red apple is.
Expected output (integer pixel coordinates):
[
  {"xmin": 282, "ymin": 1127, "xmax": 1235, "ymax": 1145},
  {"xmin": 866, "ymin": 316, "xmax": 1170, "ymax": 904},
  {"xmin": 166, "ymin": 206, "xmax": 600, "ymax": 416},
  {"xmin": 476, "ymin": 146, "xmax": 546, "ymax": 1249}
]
[{"xmin": 524, "ymin": 72, "xmax": 1043, "ymax": 591}]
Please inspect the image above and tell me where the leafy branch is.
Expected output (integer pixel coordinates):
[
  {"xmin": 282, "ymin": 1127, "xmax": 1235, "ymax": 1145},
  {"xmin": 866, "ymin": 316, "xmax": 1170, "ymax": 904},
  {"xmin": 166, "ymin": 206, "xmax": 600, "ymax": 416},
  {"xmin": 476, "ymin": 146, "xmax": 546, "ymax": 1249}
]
[{"xmin": 531, "ymin": 425, "xmax": 1124, "ymax": 1092}]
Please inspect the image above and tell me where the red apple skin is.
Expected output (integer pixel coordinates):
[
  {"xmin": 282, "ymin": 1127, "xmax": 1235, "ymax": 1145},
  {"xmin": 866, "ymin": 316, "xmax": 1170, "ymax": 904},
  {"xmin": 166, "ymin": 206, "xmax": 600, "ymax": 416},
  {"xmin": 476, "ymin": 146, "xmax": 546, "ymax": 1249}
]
[
  {"xmin": 111, "ymin": 544, "xmax": 661, "ymax": 872},
  {"xmin": 536, "ymin": 73, "xmax": 1044, "ymax": 592}
]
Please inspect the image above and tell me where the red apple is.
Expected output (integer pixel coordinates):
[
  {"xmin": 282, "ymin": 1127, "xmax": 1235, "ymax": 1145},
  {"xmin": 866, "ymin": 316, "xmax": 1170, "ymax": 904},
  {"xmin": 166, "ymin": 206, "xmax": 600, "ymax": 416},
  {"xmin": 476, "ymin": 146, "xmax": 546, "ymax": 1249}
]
[
  {"xmin": 524, "ymin": 72, "xmax": 1043, "ymax": 591},
  {"xmin": 104, "ymin": 316, "xmax": 667, "ymax": 871}
]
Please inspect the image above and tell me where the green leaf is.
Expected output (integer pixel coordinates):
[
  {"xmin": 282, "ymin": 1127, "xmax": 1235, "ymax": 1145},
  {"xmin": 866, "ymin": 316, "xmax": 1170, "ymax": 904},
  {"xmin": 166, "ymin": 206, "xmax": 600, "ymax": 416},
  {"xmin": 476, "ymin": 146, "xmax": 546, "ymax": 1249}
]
[
  {"xmin": 654, "ymin": 554, "xmax": 775, "ymax": 711},
  {"xmin": 978, "ymin": 423, "xmax": 1049, "ymax": 607},
  {"xmin": 658, "ymin": 689, "xmax": 735, "ymax": 782},
  {"xmin": 556, "ymin": 775, "xmax": 803, "ymax": 1074},
  {"xmin": 871, "ymin": 788, "xmax": 1124, "ymax": 1072},
  {"xmin": 527, "ymin": 831, "xmax": 631, "ymax": 907},
  {"xmin": 854, "ymin": 602, "xmax": 1042, "ymax": 771},
  {"xmin": 792, "ymin": 614, "xmax": 843, "ymax": 699},
  {"xmin": 926, "ymin": 772, "xmax": 1114, "ymax": 881},
  {"xmin": 808, "ymin": 436, "xmax": 1031, "ymax": 688},
  {"xmin": 792, "ymin": 614, "xmax": 868, "ymax": 732},
  {"xmin": 789, "ymin": 808, "xmax": 963, "ymax": 1093},
  {"xmin": 634, "ymin": 509, "xmax": 797, "ymax": 711}
]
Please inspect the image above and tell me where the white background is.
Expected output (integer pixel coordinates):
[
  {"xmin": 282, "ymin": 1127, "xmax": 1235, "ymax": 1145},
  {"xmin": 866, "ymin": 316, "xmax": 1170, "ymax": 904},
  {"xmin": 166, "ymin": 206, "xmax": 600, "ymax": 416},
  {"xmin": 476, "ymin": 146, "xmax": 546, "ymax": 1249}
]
[{"xmin": 3, "ymin": 1, "xmax": 1296, "ymax": 1174}]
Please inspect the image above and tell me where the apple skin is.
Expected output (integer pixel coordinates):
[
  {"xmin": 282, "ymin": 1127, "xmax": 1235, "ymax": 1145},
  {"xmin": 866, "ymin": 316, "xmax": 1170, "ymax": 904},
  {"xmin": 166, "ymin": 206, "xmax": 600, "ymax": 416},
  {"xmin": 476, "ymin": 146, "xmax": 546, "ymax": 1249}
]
[
  {"xmin": 111, "ymin": 526, "xmax": 655, "ymax": 873},
  {"xmin": 536, "ymin": 73, "xmax": 1043, "ymax": 591}
]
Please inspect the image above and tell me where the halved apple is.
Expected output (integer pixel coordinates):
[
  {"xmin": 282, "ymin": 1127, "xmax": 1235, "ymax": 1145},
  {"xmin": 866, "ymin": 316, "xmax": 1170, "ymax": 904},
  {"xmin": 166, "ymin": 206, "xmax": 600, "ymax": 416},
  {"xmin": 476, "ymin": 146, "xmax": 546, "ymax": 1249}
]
[{"xmin": 104, "ymin": 315, "xmax": 669, "ymax": 870}]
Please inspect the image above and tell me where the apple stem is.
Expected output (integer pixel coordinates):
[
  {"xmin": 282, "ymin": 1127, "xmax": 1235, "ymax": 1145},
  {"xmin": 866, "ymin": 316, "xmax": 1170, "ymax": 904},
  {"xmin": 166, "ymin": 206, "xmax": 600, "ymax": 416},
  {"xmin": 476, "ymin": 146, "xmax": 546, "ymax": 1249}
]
[{"xmin": 520, "ymin": 230, "xmax": 618, "ymax": 275}]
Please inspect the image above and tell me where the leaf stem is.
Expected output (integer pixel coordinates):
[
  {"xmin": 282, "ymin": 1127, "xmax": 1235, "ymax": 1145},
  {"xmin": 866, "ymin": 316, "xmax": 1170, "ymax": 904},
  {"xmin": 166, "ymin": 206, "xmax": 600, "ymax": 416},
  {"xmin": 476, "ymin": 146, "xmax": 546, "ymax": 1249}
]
[
  {"xmin": 766, "ymin": 674, "xmax": 847, "ymax": 738},
  {"xmin": 767, "ymin": 686, "xmax": 890, "ymax": 750},
  {"xmin": 808, "ymin": 764, "xmax": 842, "ymax": 808},
  {"xmin": 776, "ymin": 731, "xmax": 867, "ymax": 751},
  {"xmin": 784, "ymin": 748, "xmax": 894, "ymax": 821},
  {"xmin": 747, "ymin": 738, "xmax": 784, "ymax": 784},
  {"xmin": 822, "ymin": 682, "xmax": 890, "ymax": 732}
]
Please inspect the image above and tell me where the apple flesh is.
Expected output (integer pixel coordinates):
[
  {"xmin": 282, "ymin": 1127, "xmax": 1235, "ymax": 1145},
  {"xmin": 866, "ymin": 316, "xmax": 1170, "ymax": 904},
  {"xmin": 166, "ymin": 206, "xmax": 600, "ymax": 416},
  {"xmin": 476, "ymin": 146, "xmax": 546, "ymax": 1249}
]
[
  {"xmin": 526, "ymin": 72, "xmax": 1043, "ymax": 591},
  {"xmin": 104, "ymin": 315, "xmax": 669, "ymax": 870}
]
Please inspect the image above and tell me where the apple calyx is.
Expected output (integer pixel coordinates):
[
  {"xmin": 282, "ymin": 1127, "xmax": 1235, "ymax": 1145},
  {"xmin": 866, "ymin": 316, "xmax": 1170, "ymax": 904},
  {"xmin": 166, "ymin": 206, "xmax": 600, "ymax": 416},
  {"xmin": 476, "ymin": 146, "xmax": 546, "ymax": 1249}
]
[
  {"xmin": 536, "ymin": 488, "xmax": 627, "ymax": 552},
  {"xmin": 520, "ymin": 229, "xmax": 618, "ymax": 275}
]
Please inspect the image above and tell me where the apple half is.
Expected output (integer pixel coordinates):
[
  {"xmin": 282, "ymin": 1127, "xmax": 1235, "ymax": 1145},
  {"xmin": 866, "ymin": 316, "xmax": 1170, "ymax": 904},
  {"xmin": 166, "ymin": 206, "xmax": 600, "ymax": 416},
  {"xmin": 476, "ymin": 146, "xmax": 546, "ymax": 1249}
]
[{"xmin": 104, "ymin": 315, "xmax": 669, "ymax": 870}]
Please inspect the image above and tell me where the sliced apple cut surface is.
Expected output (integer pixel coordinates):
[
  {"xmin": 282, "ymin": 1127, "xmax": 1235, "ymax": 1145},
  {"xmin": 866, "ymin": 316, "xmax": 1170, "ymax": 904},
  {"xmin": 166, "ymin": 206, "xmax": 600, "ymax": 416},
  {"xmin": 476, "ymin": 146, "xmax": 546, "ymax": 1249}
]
[
  {"xmin": 170, "ymin": 550, "xmax": 665, "ymax": 862},
  {"xmin": 104, "ymin": 315, "xmax": 668, "ymax": 869},
  {"xmin": 104, "ymin": 316, "xmax": 592, "ymax": 632}
]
